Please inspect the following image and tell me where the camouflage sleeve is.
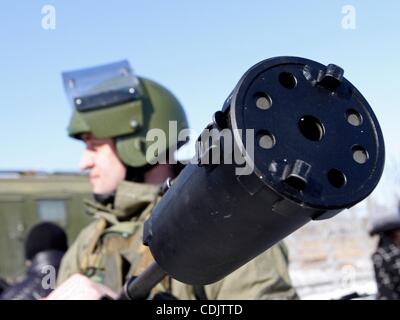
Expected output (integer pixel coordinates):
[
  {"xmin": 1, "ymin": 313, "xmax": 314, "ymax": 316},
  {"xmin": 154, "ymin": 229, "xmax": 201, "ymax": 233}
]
[
  {"xmin": 56, "ymin": 221, "xmax": 98, "ymax": 286},
  {"xmin": 372, "ymin": 249, "xmax": 400, "ymax": 300},
  {"xmin": 204, "ymin": 241, "xmax": 298, "ymax": 300},
  {"xmin": 56, "ymin": 234, "xmax": 82, "ymax": 286}
]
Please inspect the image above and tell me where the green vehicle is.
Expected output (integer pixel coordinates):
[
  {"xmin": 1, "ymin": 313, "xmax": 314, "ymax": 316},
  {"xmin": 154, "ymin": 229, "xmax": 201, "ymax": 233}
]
[{"xmin": 0, "ymin": 171, "xmax": 92, "ymax": 281}]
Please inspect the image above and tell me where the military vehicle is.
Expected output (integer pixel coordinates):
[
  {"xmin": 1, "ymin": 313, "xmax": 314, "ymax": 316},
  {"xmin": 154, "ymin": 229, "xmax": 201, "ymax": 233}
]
[{"xmin": 0, "ymin": 171, "xmax": 92, "ymax": 281}]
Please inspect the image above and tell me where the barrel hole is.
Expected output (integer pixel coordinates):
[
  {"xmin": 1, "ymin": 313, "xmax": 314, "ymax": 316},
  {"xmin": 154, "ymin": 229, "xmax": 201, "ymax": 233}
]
[
  {"xmin": 279, "ymin": 72, "xmax": 297, "ymax": 89},
  {"xmin": 285, "ymin": 176, "xmax": 306, "ymax": 191},
  {"xmin": 346, "ymin": 109, "xmax": 363, "ymax": 126},
  {"xmin": 257, "ymin": 131, "xmax": 276, "ymax": 149},
  {"xmin": 327, "ymin": 169, "xmax": 347, "ymax": 188},
  {"xmin": 352, "ymin": 145, "xmax": 369, "ymax": 164},
  {"xmin": 255, "ymin": 92, "xmax": 272, "ymax": 110},
  {"xmin": 298, "ymin": 116, "xmax": 325, "ymax": 141}
]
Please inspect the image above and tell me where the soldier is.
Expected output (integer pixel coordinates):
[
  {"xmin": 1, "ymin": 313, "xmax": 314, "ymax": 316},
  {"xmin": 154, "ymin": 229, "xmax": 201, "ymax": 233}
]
[
  {"xmin": 1, "ymin": 222, "xmax": 67, "ymax": 300},
  {"xmin": 370, "ymin": 201, "xmax": 400, "ymax": 300},
  {"xmin": 55, "ymin": 60, "xmax": 297, "ymax": 299}
]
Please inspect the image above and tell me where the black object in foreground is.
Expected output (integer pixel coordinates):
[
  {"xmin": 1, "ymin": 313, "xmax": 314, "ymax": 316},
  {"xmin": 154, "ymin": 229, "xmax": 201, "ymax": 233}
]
[{"xmin": 123, "ymin": 56, "xmax": 385, "ymax": 299}]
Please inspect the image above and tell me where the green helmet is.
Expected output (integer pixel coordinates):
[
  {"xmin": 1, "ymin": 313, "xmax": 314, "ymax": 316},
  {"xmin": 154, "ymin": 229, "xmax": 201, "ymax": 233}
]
[
  {"xmin": 67, "ymin": 111, "xmax": 90, "ymax": 139},
  {"xmin": 65, "ymin": 64, "xmax": 188, "ymax": 168}
]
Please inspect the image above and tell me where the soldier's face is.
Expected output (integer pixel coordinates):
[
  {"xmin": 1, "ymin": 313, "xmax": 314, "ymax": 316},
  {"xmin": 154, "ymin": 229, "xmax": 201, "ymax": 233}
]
[{"xmin": 79, "ymin": 134, "xmax": 127, "ymax": 194}]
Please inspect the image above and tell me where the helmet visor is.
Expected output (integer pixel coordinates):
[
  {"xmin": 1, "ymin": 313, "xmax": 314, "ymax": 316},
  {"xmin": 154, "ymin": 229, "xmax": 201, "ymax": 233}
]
[{"xmin": 62, "ymin": 60, "xmax": 140, "ymax": 112}]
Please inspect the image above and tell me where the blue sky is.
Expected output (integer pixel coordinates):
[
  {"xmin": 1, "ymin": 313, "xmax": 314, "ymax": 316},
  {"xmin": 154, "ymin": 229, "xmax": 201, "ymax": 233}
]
[{"xmin": 0, "ymin": 0, "xmax": 399, "ymax": 171}]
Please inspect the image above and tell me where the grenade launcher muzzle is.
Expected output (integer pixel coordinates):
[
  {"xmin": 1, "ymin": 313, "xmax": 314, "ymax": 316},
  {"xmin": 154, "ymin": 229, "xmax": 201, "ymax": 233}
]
[{"xmin": 123, "ymin": 56, "xmax": 385, "ymax": 299}]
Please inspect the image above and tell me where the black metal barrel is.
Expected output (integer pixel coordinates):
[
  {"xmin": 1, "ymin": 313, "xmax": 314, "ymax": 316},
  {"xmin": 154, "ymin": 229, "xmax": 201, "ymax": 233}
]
[{"xmin": 143, "ymin": 56, "xmax": 385, "ymax": 285}]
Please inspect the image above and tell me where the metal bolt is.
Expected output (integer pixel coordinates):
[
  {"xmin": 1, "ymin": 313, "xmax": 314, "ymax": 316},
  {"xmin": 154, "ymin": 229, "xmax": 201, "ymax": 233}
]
[
  {"xmin": 317, "ymin": 64, "xmax": 344, "ymax": 91},
  {"xmin": 130, "ymin": 120, "xmax": 139, "ymax": 129},
  {"xmin": 284, "ymin": 159, "xmax": 311, "ymax": 191}
]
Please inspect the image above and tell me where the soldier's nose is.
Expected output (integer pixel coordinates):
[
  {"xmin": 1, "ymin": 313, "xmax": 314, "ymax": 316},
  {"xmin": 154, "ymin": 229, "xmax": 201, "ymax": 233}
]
[{"xmin": 79, "ymin": 149, "xmax": 95, "ymax": 171}]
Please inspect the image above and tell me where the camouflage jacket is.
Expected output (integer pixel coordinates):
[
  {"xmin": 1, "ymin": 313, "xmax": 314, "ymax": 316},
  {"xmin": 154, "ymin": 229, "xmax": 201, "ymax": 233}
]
[
  {"xmin": 56, "ymin": 181, "xmax": 160, "ymax": 292},
  {"xmin": 372, "ymin": 235, "xmax": 400, "ymax": 300},
  {"xmin": 57, "ymin": 180, "xmax": 298, "ymax": 299},
  {"xmin": 170, "ymin": 241, "xmax": 297, "ymax": 300}
]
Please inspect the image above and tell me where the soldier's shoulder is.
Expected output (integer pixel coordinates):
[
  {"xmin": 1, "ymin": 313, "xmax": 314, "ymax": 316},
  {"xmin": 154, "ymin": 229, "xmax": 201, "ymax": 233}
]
[{"xmin": 73, "ymin": 219, "xmax": 105, "ymax": 246}]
